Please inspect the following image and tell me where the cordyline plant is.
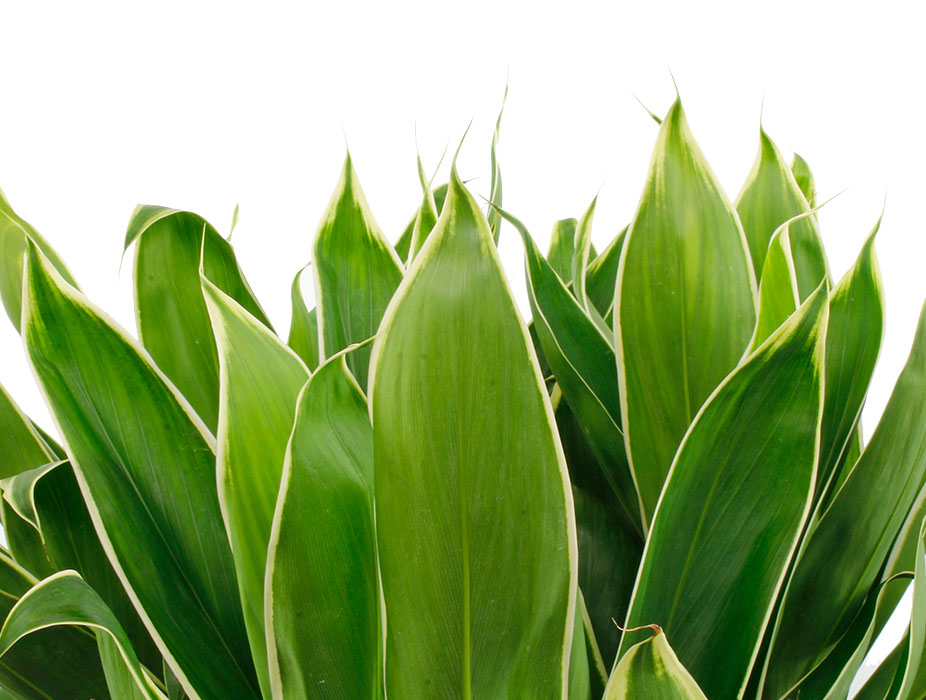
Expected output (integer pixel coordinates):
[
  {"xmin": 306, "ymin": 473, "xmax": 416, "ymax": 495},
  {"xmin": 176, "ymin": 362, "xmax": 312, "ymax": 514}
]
[{"xmin": 0, "ymin": 93, "xmax": 923, "ymax": 700}]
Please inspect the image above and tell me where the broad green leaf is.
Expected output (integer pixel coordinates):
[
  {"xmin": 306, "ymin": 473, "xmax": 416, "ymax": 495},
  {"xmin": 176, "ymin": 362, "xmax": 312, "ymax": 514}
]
[
  {"xmin": 1, "ymin": 458, "xmax": 161, "ymax": 674},
  {"xmin": 0, "ymin": 187, "xmax": 79, "ymax": 330},
  {"xmin": 487, "ymin": 84, "xmax": 507, "ymax": 242},
  {"xmin": 394, "ymin": 183, "xmax": 448, "ymax": 262},
  {"xmin": 816, "ymin": 221, "xmax": 883, "ymax": 496},
  {"xmin": 585, "ymin": 227, "xmax": 626, "ymax": 319},
  {"xmin": 286, "ymin": 265, "xmax": 319, "ymax": 371},
  {"xmin": 748, "ymin": 223, "xmax": 799, "ymax": 352},
  {"xmin": 616, "ymin": 97, "xmax": 757, "ymax": 525},
  {"xmin": 502, "ymin": 208, "xmax": 642, "ymax": 537},
  {"xmin": 127, "ymin": 205, "xmax": 273, "ymax": 432},
  {"xmin": 791, "ymin": 152, "xmax": 817, "ymax": 206},
  {"xmin": 22, "ymin": 244, "xmax": 258, "ymax": 700},
  {"xmin": 370, "ymin": 166, "xmax": 577, "ymax": 698},
  {"xmin": 735, "ymin": 128, "xmax": 828, "ymax": 298},
  {"xmin": 202, "ymin": 277, "xmax": 310, "ymax": 699},
  {"xmin": 0, "ymin": 571, "xmax": 164, "ymax": 699},
  {"xmin": 617, "ymin": 285, "xmax": 827, "ymax": 700},
  {"xmin": 604, "ymin": 628, "xmax": 708, "ymax": 700},
  {"xmin": 313, "ymin": 154, "xmax": 404, "ymax": 389},
  {"xmin": 547, "ymin": 218, "xmax": 578, "ymax": 282},
  {"xmin": 266, "ymin": 349, "xmax": 379, "ymax": 700},
  {"xmin": 763, "ymin": 300, "xmax": 926, "ymax": 699},
  {"xmin": 406, "ymin": 154, "xmax": 439, "ymax": 263},
  {"xmin": 0, "ymin": 552, "xmax": 109, "ymax": 699}
]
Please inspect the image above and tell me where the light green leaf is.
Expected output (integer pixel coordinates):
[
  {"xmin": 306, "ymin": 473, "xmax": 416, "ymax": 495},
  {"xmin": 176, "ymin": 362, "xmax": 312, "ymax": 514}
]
[
  {"xmin": 547, "ymin": 218, "xmax": 579, "ymax": 282},
  {"xmin": 406, "ymin": 154, "xmax": 439, "ymax": 264},
  {"xmin": 266, "ymin": 349, "xmax": 379, "ymax": 700},
  {"xmin": 616, "ymin": 97, "xmax": 757, "ymax": 525},
  {"xmin": 0, "ymin": 188, "xmax": 79, "ymax": 331},
  {"xmin": 487, "ymin": 84, "xmax": 507, "ymax": 242},
  {"xmin": 394, "ymin": 183, "xmax": 448, "ymax": 262},
  {"xmin": 0, "ymin": 571, "xmax": 164, "ymax": 700},
  {"xmin": 617, "ymin": 285, "xmax": 827, "ymax": 700},
  {"xmin": 22, "ymin": 243, "xmax": 258, "ymax": 700},
  {"xmin": 202, "ymin": 276, "xmax": 309, "ymax": 699},
  {"xmin": 763, "ymin": 299, "xmax": 926, "ymax": 699},
  {"xmin": 370, "ymin": 166, "xmax": 577, "ymax": 698},
  {"xmin": 604, "ymin": 627, "xmax": 708, "ymax": 700},
  {"xmin": 286, "ymin": 265, "xmax": 319, "ymax": 371},
  {"xmin": 127, "ymin": 205, "xmax": 273, "ymax": 432},
  {"xmin": 571, "ymin": 196, "xmax": 598, "ymax": 313},
  {"xmin": 735, "ymin": 128, "xmax": 828, "ymax": 298},
  {"xmin": 748, "ymin": 223, "xmax": 800, "ymax": 353},
  {"xmin": 313, "ymin": 154, "xmax": 404, "ymax": 389},
  {"xmin": 585, "ymin": 227, "xmax": 626, "ymax": 320},
  {"xmin": 0, "ymin": 383, "xmax": 58, "ymax": 479},
  {"xmin": 791, "ymin": 152, "xmax": 817, "ymax": 206}
]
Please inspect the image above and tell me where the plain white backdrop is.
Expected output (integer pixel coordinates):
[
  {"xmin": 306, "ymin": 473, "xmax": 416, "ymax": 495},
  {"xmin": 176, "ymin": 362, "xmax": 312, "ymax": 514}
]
[{"xmin": 1, "ymin": 0, "xmax": 924, "ymax": 692}]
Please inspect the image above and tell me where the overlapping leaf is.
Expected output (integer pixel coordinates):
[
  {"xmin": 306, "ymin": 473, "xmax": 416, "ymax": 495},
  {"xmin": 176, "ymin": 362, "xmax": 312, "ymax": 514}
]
[
  {"xmin": 604, "ymin": 628, "xmax": 708, "ymax": 700},
  {"xmin": 287, "ymin": 265, "xmax": 319, "ymax": 371}
]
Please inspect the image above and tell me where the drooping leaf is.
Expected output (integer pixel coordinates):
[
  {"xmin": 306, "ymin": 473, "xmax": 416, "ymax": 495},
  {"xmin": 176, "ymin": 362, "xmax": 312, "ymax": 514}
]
[
  {"xmin": 616, "ymin": 97, "xmax": 757, "ymax": 525},
  {"xmin": 604, "ymin": 628, "xmax": 708, "ymax": 700},
  {"xmin": 791, "ymin": 152, "xmax": 817, "ymax": 206},
  {"xmin": 266, "ymin": 349, "xmax": 379, "ymax": 700},
  {"xmin": 286, "ymin": 265, "xmax": 319, "ymax": 371},
  {"xmin": 22, "ymin": 243, "xmax": 259, "ymax": 700},
  {"xmin": 763, "ymin": 300, "xmax": 926, "ymax": 699},
  {"xmin": 0, "ymin": 187, "xmax": 79, "ymax": 330},
  {"xmin": 370, "ymin": 166, "xmax": 577, "ymax": 698},
  {"xmin": 0, "ymin": 571, "xmax": 164, "ymax": 700},
  {"xmin": 735, "ymin": 128, "xmax": 828, "ymax": 298},
  {"xmin": 313, "ymin": 154, "xmax": 404, "ymax": 389},
  {"xmin": 127, "ymin": 205, "xmax": 273, "ymax": 432},
  {"xmin": 202, "ymin": 277, "xmax": 310, "ymax": 698},
  {"xmin": 617, "ymin": 285, "xmax": 827, "ymax": 700}
]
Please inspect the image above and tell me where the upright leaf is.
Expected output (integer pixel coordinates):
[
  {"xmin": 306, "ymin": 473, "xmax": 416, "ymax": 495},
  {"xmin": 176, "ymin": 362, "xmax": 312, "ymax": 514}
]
[
  {"xmin": 370, "ymin": 167, "xmax": 577, "ymax": 698},
  {"xmin": 547, "ymin": 218, "xmax": 579, "ymax": 282},
  {"xmin": 617, "ymin": 286, "xmax": 827, "ymax": 700},
  {"xmin": 0, "ymin": 187, "xmax": 79, "ymax": 330},
  {"xmin": 736, "ymin": 128, "xmax": 828, "ymax": 298},
  {"xmin": 202, "ymin": 278, "xmax": 310, "ymax": 698},
  {"xmin": 394, "ymin": 183, "xmax": 449, "ymax": 262},
  {"xmin": 791, "ymin": 152, "xmax": 817, "ymax": 206},
  {"xmin": 604, "ymin": 628, "xmax": 708, "ymax": 700},
  {"xmin": 286, "ymin": 265, "xmax": 319, "ymax": 371},
  {"xmin": 128, "ymin": 205, "xmax": 272, "ymax": 431},
  {"xmin": 763, "ymin": 300, "xmax": 926, "ymax": 699},
  {"xmin": 571, "ymin": 197, "xmax": 598, "ymax": 313},
  {"xmin": 22, "ymin": 244, "xmax": 258, "ymax": 700},
  {"xmin": 585, "ymin": 227, "xmax": 626, "ymax": 319},
  {"xmin": 313, "ymin": 154, "xmax": 404, "ymax": 388},
  {"xmin": 748, "ymin": 223, "xmax": 800, "ymax": 352},
  {"xmin": 616, "ymin": 98, "xmax": 757, "ymax": 525},
  {"xmin": 266, "ymin": 351, "xmax": 379, "ymax": 700},
  {"xmin": 893, "ymin": 518, "xmax": 926, "ymax": 700},
  {"xmin": 407, "ymin": 154, "xmax": 439, "ymax": 263},
  {"xmin": 487, "ymin": 84, "xmax": 507, "ymax": 242}
]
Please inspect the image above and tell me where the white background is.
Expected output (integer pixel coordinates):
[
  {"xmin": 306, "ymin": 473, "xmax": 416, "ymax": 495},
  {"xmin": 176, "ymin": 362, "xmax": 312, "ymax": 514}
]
[{"xmin": 1, "ymin": 0, "xmax": 924, "ymax": 691}]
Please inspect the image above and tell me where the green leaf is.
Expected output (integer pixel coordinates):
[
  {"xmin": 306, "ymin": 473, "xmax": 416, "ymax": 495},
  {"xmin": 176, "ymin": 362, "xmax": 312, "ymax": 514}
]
[
  {"xmin": 791, "ymin": 152, "xmax": 817, "ymax": 206},
  {"xmin": 406, "ymin": 154, "xmax": 439, "ymax": 264},
  {"xmin": 547, "ymin": 218, "xmax": 579, "ymax": 282},
  {"xmin": 735, "ymin": 128, "xmax": 828, "ymax": 298},
  {"xmin": 266, "ymin": 349, "xmax": 379, "ymax": 700},
  {"xmin": 604, "ymin": 627, "xmax": 708, "ymax": 700},
  {"xmin": 0, "ymin": 552, "xmax": 110, "ymax": 699},
  {"xmin": 616, "ymin": 97, "xmax": 757, "ymax": 526},
  {"xmin": 0, "ymin": 571, "xmax": 164, "ymax": 699},
  {"xmin": 286, "ymin": 265, "xmax": 319, "ymax": 371},
  {"xmin": 487, "ymin": 84, "xmax": 507, "ymax": 243},
  {"xmin": 748, "ymin": 222, "xmax": 800, "ymax": 353},
  {"xmin": 127, "ymin": 205, "xmax": 273, "ymax": 432},
  {"xmin": 0, "ymin": 187, "xmax": 79, "ymax": 331},
  {"xmin": 501, "ymin": 207, "xmax": 642, "ymax": 537},
  {"xmin": 891, "ymin": 517, "xmax": 926, "ymax": 700},
  {"xmin": 763, "ymin": 299, "xmax": 926, "ymax": 699},
  {"xmin": 201, "ymin": 277, "xmax": 309, "ymax": 699},
  {"xmin": 314, "ymin": 154, "xmax": 404, "ymax": 389},
  {"xmin": 22, "ymin": 243, "xmax": 258, "ymax": 700},
  {"xmin": 0, "ymin": 383, "xmax": 58, "ymax": 479},
  {"xmin": 617, "ymin": 285, "xmax": 827, "ymax": 700},
  {"xmin": 369, "ymin": 166, "xmax": 577, "ymax": 698},
  {"xmin": 394, "ymin": 183, "xmax": 448, "ymax": 262},
  {"xmin": 571, "ymin": 196, "xmax": 598, "ymax": 312},
  {"xmin": 585, "ymin": 227, "xmax": 626, "ymax": 319}
]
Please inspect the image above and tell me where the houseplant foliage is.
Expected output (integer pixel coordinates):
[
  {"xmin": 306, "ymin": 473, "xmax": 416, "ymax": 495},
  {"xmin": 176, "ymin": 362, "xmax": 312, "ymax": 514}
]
[{"xmin": 0, "ymin": 91, "xmax": 924, "ymax": 700}]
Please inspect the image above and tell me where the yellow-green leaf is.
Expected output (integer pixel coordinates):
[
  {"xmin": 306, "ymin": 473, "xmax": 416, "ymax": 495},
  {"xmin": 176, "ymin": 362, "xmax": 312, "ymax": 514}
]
[{"xmin": 604, "ymin": 628, "xmax": 708, "ymax": 700}]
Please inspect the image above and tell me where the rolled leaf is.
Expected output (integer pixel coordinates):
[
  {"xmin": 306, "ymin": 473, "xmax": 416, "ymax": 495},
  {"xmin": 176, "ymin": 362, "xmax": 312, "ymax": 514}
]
[
  {"xmin": 604, "ymin": 627, "xmax": 708, "ymax": 700},
  {"xmin": 748, "ymin": 223, "xmax": 800, "ymax": 352},
  {"xmin": 266, "ymin": 349, "xmax": 378, "ymax": 700},
  {"xmin": 487, "ymin": 84, "xmax": 507, "ymax": 242},
  {"xmin": 616, "ymin": 97, "xmax": 757, "ymax": 525},
  {"xmin": 791, "ymin": 152, "xmax": 817, "ymax": 206},
  {"xmin": 22, "ymin": 243, "xmax": 258, "ymax": 700},
  {"xmin": 286, "ymin": 265, "xmax": 319, "ymax": 371},
  {"xmin": 313, "ymin": 154, "xmax": 404, "ymax": 389},
  {"xmin": 202, "ymin": 277, "xmax": 309, "ymax": 698},
  {"xmin": 370, "ymin": 166, "xmax": 577, "ymax": 698},
  {"xmin": 128, "ymin": 205, "xmax": 272, "ymax": 431},
  {"xmin": 617, "ymin": 285, "xmax": 827, "ymax": 700}
]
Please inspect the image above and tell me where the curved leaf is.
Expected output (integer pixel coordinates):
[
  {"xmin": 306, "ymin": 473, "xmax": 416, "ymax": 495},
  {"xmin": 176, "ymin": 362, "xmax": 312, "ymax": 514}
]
[
  {"xmin": 547, "ymin": 218, "xmax": 579, "ymax": 282},
  {"xmin": 748, "ymin": 223, "xmax": 799, "ymax": 353},
  {"xmin": 394, "ymin": 183, "xmax": 448, "ymax": 262},
  {"xmin": 791, "ymin": 152, "xmax": 817, "ymax": 206},
  {"xmin": 617, "ymin": 285, "xmax": 827, "ymax": 700},
  {"xmin": 616, "ymin": 97, "xmax": 757, "ymax": 525},
  {"xmin": 202, "ymin": 277, "xmax": 310, "ymax": 698},
  {"xmin": 369, "ymin": 166, "xmax": 577, "ymax": 698},
  {"xmin": 286, "ymin": 265, "xmax": 319, "ymax": 371},
  {"xmin": 266, "ymin": 350, "xmax": 378, "ymax": 700},
  {"xmin": 585, "ymin": 227, "xmax": 626, "ymax": 319},
  {"xmin": 313, "ymin": 154, "xmax": 404, "ymax": 389},
  {"xmin": 604, "ymin": 628, "xmax": 708, "ymax": 700},
  {"xmin": 407, "ymin": 154, "xmax": 439, "ymax": 263},
  {"xmin": 22, "ymin": 243, "xmax": 258, "ymax": 700}
]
